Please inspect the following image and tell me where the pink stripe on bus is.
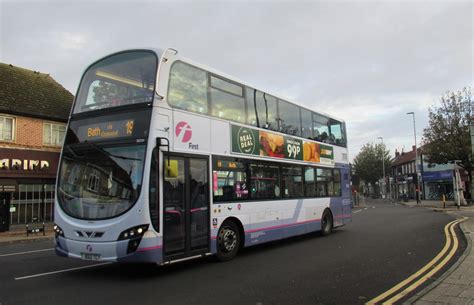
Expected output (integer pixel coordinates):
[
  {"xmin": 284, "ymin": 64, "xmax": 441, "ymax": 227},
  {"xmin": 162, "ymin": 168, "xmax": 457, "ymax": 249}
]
[{"xmin": 137, "ymin": 245, "xmax": 162, "ymax": 252}]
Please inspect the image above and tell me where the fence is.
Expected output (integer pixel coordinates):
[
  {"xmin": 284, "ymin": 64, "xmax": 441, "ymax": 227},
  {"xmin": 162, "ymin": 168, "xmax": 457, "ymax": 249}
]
[{"xmin": 9, "ymin": 184, "xmax": 55, "ymax": 225}]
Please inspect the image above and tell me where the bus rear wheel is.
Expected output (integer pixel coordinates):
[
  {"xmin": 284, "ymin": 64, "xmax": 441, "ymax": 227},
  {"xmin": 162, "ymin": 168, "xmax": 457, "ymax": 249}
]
[
  {"xmin": 216, "ymin": 220, "xmax": 241, "ymax": 261},
  {"xmin": 320, "ymin": 209, "xmax": 333, "ymax": 236}
]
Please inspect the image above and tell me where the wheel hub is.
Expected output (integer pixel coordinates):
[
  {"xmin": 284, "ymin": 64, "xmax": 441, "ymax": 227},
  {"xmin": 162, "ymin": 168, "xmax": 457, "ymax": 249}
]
[{"xmin": 220, "ymin": 228, "xmax": 237, "ymax": 252}]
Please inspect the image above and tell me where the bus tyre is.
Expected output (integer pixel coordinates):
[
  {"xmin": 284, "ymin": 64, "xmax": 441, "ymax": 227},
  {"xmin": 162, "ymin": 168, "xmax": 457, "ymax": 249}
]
[
  {"xmin": 320, "ymin": 209, "xmax": 333, "ymax": 236},
  {"xmin": 216, "ymin": 220, "xmax": 241, "ymax": 261}
]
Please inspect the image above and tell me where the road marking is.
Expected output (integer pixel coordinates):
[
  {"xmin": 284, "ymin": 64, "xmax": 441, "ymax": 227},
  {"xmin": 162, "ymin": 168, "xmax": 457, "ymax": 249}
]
[
  {"xmin": 383, "ymin": 217, "xmax": 467, "ymax": 304},
  {"xmin": 0, "ymin": 248, "xmax": 54, "ymax": 257},
  {"xmin": 366, "ymin": 218, "xmax": 465, "ymax": 305},
  {"xmin": 14, "ymin": 262, "xmax": 111, "ymax": 281},
  {"xmin": 354, "ymin": 207, "xmax": 370, "ymax": 214}
]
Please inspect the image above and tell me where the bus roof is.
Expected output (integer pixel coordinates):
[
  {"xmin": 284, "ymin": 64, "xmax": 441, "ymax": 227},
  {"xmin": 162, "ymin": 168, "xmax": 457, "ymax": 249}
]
[{"xmin": 161, "ymin": 47, "xmax": 346, "ymax": 124}]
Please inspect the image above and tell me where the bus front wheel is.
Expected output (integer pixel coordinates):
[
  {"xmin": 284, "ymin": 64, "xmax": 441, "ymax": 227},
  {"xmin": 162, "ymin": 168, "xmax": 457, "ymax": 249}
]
[
  {"xmin": 216, "ymin": 220, "xmax": 241, "ymax": 261},
  {"xmin": 320, "ymin": 209, "xmax": 333, "ymax": 236}
]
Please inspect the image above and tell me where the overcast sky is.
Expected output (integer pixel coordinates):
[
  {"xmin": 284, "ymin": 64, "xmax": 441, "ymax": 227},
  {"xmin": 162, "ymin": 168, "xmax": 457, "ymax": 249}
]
[{"xmin": 1, "ymin": 0, "xmax": 472, "ymax": 160}]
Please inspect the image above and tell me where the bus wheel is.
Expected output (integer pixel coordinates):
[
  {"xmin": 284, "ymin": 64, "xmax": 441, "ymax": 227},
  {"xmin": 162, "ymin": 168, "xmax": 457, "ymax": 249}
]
[
  {"xmin": 216, "ymin": 220, "xmax": 240, "ymax": 261},
  {"xmin": 320, "ymin": 209, "xmax": 333, "ymax": 236}
]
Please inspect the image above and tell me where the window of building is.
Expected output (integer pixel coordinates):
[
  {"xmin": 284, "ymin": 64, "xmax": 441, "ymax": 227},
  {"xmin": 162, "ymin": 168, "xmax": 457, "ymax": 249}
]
[
  {"xmin": 43, "ymin": 122, "xmax": 66, "ymax": 146},
  {"xmin": 278, "ymin": 99, "xmax": 301, "ymax": 136},
  {"xmin": 0, "ymin": 116, "xmax": 14, "ymax": 141},
  {"xmin": 209, "ymin": 76, "xmax": 246, "ymax": 123},
  {"xmin": 168, "ymin": 61, "xmax": 208, "ymax": 115},
  {"xmin": 87, "ymin": 168, "xmax": 100, "ymax": 192},
  {"xmin": 281, "ymin": 165, "xmax": 304, "ymax": 198}
]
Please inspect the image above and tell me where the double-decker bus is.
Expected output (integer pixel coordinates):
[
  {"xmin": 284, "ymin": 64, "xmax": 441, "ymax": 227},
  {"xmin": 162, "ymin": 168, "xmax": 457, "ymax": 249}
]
[{"xmin": 54, "ymin": 48, "xmax": 351, "ymax": 263}]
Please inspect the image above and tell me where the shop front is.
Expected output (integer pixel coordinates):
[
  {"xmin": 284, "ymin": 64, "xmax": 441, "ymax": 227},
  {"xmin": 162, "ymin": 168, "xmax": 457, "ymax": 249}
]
[
  {"xmin": 0, "ymin": 148, "xmax": 59, "ymax": 231},
  {"xmin": 422, "ymin": 170, "xmax": 454, "ymax": 200}
]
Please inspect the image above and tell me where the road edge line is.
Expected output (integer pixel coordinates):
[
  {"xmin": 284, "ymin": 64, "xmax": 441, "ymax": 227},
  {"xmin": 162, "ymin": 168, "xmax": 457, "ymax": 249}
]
[
  {"xmin": 384, "ymin": 218, "xmax": 465, "ymax": 304},
  {"xmin": 402, "ymin": 216, "xmax": 471, "ymax": 305},
  {"xmin": 365, "ymin": 218, "xmax": 458, "ymax": 305}
]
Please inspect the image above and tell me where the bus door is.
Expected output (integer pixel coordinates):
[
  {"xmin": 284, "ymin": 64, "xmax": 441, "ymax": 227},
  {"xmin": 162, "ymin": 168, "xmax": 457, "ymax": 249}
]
[{"xmin": 162, "ymin": 154, "xmax": 209, "ymax": 259}]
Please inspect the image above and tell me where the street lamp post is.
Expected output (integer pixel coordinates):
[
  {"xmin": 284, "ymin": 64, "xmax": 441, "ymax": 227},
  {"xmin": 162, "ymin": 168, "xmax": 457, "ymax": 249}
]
[
  {"xmin": 407, "ymin": 112, "xmax": 420, "ymax": 203},
  {"xmin": 378, "ymin": 137, "xmax": 385, "ymax": 199}
]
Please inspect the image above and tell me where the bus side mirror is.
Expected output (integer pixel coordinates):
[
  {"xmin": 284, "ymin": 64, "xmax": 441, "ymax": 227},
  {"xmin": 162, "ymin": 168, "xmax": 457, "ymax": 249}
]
[{"xmin": 166, "ymin": 160, "xmax": 179, "ymax": 178}]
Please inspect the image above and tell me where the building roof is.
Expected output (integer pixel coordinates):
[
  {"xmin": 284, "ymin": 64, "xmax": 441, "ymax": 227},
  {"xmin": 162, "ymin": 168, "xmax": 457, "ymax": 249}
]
[
  {"xmin": 391, "ymin": 149, "xmax": 416, "ymax": 167},
  {"xmin": 0, "ymin": 63, "xmax": 73, "ymax": 122}
]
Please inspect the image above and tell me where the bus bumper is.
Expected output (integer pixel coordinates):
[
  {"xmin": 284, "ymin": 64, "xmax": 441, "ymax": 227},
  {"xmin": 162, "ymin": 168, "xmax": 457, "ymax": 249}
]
[{"xmin": 55, "ymin": 236, "xmax": 162, "ymax": 263}]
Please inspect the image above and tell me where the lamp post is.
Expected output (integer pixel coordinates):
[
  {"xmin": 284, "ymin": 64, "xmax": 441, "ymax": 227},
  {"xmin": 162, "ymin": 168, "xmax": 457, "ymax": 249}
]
[
  {"xmin": 378, "ymin": 137, "xmax": 385, "ymax": 199},
  {"xmin": 407, "ymin": 112, "xmax": 420, "ymax": 203}
]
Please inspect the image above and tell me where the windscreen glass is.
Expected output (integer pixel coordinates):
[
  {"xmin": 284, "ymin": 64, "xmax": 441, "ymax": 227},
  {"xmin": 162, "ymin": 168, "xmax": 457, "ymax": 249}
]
[
  {"xmin": 74, "ymin": 51, "xmax": 157, "ymax": 114},
  {"xmin": 58, "ymin": 143, "xmax": 146, "ymax": 219}
]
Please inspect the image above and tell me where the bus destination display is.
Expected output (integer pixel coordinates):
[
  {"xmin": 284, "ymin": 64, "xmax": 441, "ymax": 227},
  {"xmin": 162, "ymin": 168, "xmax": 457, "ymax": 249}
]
[{"xmin": 78, "ymin": 119, "xmax": 134, "ymax": 140}]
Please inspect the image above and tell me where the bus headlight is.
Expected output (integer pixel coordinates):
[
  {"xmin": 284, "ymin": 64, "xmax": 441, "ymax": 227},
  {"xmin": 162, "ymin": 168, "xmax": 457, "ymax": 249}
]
[
  {"xmin": 118, "ymin": 224, "xmax": 149, "ymax": 241},
  {"xmin": 53, "ymin": 224, "xmax": 64, "ymax": 237}
]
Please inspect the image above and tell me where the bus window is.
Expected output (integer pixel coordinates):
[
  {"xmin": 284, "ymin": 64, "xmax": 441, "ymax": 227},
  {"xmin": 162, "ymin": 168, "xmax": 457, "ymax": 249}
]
[
  {"xmin": 329, "ymin": 119, "xmax": 346, "ymax": 146},
  {"xmin": 334, "ymin": 169, "xmax": 341, "ymax": 196},
  {"xmin": 313, "ymin": 113, "xmax": 329, "ymax": 143},
  {"xmin": 281, "ymin": 165, "xmax": 303, "ymax": 198},
  {"xmin": 304, "ymin": 167, "xmax": 316, "ymax": 197},
  {"xmin": 278, "ymin": 100, "xmax": 301, "ymax": 136},
  {"xmin": 316, "ymin": 168, "xmax": 333, "ymax": 197},
  {"xmin": 300, "ymin": 109, "xmax": 312, "ymax": 139},
  {"xmin": 168, "ymin": 62, "xmax": 208, "ymax": 115},
  {"xmin": 75, "ymin": 51, "xmax": 157, "ymax": 114},
  {"xmin": 245, "ymin": 87, "xmax": 258, "ymax": 126},
  {"xmin": 210, "ymin": 76, "xmax": 245, "ymax": 123},
  {"xmin": 254, "ymin": 91, "xmax": 278, "ymax": 131},
  {"xmin": 249, "ymin": 161, "xmax": 280, "ymax": 199}
]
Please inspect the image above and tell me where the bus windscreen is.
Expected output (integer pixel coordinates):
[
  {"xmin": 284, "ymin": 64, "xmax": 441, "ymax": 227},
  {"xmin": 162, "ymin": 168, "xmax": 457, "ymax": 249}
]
[{"xmin": 74, "ymin": 50, "xmax": 158, "ymax": 114}]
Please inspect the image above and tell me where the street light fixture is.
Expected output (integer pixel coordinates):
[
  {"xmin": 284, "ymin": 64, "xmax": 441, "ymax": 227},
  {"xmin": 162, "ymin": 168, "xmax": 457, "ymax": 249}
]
[
  {"xmin": 407, "ymin": 112, "xmax": 420, "ymax": 203},
  {"xmin": 378, "ymin": 137, "xmax": 385, "ymax": 198}
]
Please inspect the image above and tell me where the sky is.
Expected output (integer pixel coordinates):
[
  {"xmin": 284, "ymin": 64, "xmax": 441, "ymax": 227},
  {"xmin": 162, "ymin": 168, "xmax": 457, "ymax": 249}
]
[{"xmin": 0, "ymin": 0, "xmax": 472, "ymax": 160}]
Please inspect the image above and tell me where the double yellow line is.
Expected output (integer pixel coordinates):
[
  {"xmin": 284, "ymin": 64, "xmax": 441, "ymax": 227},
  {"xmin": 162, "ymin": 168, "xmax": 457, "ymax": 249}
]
[{"xmin": 366, "ymin": 217, "xmax": 467, "ymax": 305}]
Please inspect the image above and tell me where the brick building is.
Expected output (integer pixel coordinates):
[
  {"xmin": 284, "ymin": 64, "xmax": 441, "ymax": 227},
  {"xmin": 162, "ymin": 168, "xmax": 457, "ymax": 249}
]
[{"xmin": 0, "ymin": 63, "xmax": 73, "ymax": 231}]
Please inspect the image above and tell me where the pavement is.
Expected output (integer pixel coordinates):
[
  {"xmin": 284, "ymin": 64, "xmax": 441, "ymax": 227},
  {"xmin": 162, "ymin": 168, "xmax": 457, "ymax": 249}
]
[
  {"xmin": 1, "ymin": 200, "xmax": 474, "ymax": 304},
  {"xmin": 0, "ymin": 222, "xmax": 54, "ymax": 244}
]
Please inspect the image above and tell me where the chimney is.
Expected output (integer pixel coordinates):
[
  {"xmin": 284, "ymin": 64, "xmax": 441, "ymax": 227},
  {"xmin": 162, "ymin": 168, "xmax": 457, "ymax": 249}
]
[
  {"xmin": 412, "ymin": 145, "xmax": 416, "ymax": 151},
  {"xmin": 395, "ymin": 149, "xmax": 400, "ymax": 157}
]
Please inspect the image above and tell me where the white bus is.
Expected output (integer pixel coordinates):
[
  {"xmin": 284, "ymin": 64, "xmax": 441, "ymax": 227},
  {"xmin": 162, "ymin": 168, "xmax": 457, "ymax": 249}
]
[{"xmin": 54, "ymin": 48, "xmax": 352, "ymax": 263}]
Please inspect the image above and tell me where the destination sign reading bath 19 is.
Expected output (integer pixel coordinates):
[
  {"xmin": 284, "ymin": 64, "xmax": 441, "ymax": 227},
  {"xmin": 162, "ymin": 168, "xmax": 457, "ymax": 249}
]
[
  {"xmin": 231, "ymin": 125, "xmax": 334, "ymax": 165},
  {"xmin": 78, "ymin": 119, "xmax": 135, "ymax": 140}
]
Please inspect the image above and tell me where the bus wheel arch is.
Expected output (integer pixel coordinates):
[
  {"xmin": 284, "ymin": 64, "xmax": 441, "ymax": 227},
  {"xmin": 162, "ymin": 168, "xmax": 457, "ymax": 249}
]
[
  {"xmin": 215, "ymin": 217, "xmax": 244, "ymax": 261},
  {"xmin": 320, "ymin": 208, "xmax": 334, "ymax": 236}
]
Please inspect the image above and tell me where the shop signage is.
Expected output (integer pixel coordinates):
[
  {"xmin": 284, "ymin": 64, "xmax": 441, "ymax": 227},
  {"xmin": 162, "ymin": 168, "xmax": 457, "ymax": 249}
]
[
  {"xmin": 0, "ymin": 148, "xmax": 60, "ymax": 178},
  {"xmin": 0, "ymin": 159, "xmax": 50, "ymax": 171},
  {"xmin": 422, "ymin": 170, "xmax": 453, "ymax": 182},
  {"xmin": 231, "ymin": 125, "xmax": 334, "ymax": 164}
]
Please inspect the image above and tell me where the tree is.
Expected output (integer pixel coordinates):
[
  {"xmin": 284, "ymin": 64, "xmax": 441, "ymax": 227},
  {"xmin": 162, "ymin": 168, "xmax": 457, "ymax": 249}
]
[
  {"xmin": 422, "ymin": 87, "xmax": 472, "ymax": 172},
  {"xmin": 353, "ymin": 142, "xmax": 391, "ymax": 191}
]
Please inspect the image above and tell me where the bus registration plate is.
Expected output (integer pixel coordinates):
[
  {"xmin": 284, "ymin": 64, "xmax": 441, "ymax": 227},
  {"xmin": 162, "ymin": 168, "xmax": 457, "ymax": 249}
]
[{"xmin": 81, "ymin": 253, "xmax": 101, "ymax": 261}]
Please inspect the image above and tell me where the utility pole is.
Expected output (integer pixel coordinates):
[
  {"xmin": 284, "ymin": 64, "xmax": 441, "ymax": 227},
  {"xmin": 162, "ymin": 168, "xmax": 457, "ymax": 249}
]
[
  {"xmin": 378, "ymin": 137, "xmax": 385, "ymax": 199},
  {"xmin": 407, "ymin": 112, "xmax": 420, "ymax": 203}
]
